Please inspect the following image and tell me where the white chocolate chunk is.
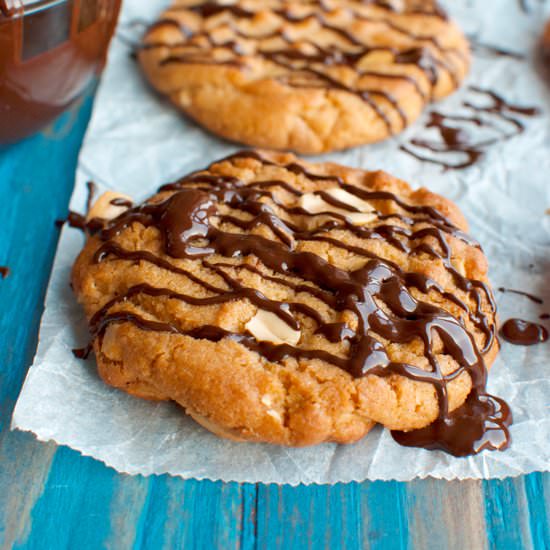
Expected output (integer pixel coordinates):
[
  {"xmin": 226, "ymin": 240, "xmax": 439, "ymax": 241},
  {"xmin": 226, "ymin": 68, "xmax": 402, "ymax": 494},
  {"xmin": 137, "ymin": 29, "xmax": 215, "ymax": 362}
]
[
  {"xmin": 298, "ymin": 187, "xmax": 376, "ymax": 225},
  {"xmin": 245, "ymin": 309, "xmax": 301, "ymax": 346},
  {"xmin": 87, "ymin": 191, "xmax": 133, "ymax": 222}
]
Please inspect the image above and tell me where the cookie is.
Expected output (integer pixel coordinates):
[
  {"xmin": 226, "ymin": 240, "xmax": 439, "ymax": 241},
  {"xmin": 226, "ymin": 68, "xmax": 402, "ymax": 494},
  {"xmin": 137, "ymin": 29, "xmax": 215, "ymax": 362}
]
[
  {"xmin": 138, "ymin": 0, "xmax": 470, "ymax": 154},
  {"xmin": 72, "ymin": 150, "xmax": 508, "ymax": 453}
]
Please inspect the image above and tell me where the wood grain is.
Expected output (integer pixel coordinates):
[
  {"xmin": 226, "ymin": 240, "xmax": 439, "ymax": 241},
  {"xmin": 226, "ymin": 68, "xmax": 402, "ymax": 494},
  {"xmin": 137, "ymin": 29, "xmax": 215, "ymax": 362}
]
[
  {"xmin": 0, "ymin": 87, "xmax": 548, "ymax": 550},
  {"xmin": 406, "ymin": 479, "xmax": 487, "ymax": 550}
]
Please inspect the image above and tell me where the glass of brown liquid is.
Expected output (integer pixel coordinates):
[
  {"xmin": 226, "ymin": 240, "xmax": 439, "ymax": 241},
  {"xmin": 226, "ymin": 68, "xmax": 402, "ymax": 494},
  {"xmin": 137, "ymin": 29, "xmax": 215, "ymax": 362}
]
[{"xmin": 0, "ymin": 0, "xmax": 121, "ymax": 144}]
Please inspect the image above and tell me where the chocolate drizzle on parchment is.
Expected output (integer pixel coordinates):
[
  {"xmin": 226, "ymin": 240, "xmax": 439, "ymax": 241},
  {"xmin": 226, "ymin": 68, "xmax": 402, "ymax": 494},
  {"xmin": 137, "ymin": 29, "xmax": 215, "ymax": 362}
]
[
  {"xmin": 77, "ymin": 150, "xmax": 512, "ymax": 456},
  {"xmin": 400, "ymin": 86, "xmax": 541, "ymax": 170},
  {"xmin": 497, "ymin": 287, "xmax": 549, "ymax": 346},
  {"xmin": 140, "ymin": 0, "xmax": 467, "ymax": 136},
  {"xmin": 498, "ymin": 287, "xmax": 543, "ymax": 305},
  {"xmin": 501, "ymin": 319, "xmax": 549, "ymax": 345},
  {"xmin": 56, "ymin": 182, "xmax": 98, "ymax": 231}
]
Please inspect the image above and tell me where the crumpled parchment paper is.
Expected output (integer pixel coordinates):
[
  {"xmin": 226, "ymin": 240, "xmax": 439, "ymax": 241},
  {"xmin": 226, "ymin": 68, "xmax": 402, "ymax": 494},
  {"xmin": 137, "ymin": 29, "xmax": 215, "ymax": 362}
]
[{"xmin": 11, "ymin": 0, "xmax": 550, "ymax": 484}]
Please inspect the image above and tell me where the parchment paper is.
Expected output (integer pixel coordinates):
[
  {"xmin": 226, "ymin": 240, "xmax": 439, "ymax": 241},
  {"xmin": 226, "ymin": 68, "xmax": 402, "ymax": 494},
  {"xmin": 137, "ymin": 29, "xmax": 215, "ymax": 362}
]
[{"xmin": 11, "ymin": 0, "xmax": 550, "ymax": 484}]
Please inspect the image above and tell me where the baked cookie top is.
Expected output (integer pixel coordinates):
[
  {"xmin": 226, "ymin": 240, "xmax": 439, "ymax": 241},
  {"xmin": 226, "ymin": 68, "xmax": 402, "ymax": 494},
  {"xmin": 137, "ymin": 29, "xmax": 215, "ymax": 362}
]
[
  {"xmin": 72, "ymin": 151, "xmax": 509, "ymax": 453},
  {"xmin": 138, "ymin": 0, "xmax": 470, "ymax": 154}
]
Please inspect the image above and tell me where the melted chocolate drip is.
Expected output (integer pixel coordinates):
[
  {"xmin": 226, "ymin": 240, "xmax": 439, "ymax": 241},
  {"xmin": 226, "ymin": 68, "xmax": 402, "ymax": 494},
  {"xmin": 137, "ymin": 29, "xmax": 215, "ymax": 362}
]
[
  {"xmin": 0, "ymin": 266, "xmax": 10, "ymax": 279},
  {"xmin": 500, "ymin": 318, "xmax": 549, "ymax": 345},
  {"xmin": 498, "ymin": 287, "xmax": 543, "ymax": 305},
  {"xmin": 110, "ymin": 198, "xmax": 134, "ymax": 208},
  {"xmin": 142, "ymin": 1, "xmax": 463, "ymax": 134},
  {"xmin": 392, "ymin": 392, "xmax": 511, "ymax": 456},
  {"xmin": 80, "ymin": 151, "xmax": 512, "ymax": 456},
  {"xmin": 65, "ymin": 212, "xmax": 89, "ymax": 231},
  {"xmin": 400, "ymin": 86, "xmax": 541, "ymax": 170},
  {"xmin": 57, "ymin": 182, "xmax": 101, "ymax": 233},
  {"xmin": 72, "ymin": 347, "xmax": 92, "ymax": 359}
]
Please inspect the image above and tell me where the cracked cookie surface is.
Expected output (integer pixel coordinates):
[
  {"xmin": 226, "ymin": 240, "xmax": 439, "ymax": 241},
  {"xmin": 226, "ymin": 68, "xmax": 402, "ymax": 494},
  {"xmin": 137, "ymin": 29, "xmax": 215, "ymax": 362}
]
[
  {"xmin": 138, "ymin": 0, "xmax": 470, "ymax": 154},
  {"xmin": 72, "ymin": 150, "xmax": 499, "ymax": 448}
]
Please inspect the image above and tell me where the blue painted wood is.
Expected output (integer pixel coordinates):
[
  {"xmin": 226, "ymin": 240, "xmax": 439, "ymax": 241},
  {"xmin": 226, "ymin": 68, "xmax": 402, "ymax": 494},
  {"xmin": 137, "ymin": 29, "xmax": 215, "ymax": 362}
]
[
  {"xmin": 524, "ymin": 474, "xmax": 550, "ymax": 549},
  {"xmin": 483, "ymin": 476, "xmax": 550, "ymax": 550},
  {"xmin": 257, "ymin": 483, "xmax": 364, "ymax": 549},
  {"xmin": 15, "ymin": 448, "xmax": 118, "ymax": 550},
  {"xmin": 405, "ymin": 479, "xmax": 487, "ymax": 550},
  {"xmin": 0, "ymin": 87, "xmax": 549, "ymax": 550},
  {"xmin": 359, "ymin": 481, "xmax": 409, "ymax": 550}
]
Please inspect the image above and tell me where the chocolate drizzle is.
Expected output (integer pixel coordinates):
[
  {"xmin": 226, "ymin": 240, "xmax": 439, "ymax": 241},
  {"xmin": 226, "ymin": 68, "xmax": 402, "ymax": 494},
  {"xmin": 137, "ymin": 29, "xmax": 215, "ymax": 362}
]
[
  {"xmin": 498, "ymin": 287, "xmax": 543, "ymax": 305},
  {"xmin": 400, "ymin": 86, "xmax": 541, "ymax": 170},
  {"xmin": 141, "ymin": 0, "xmax": 466, "ymax": 135},
  {"xmin": 78, "ymin": 150, "xmax": 512, "ymax": 456},
  {"xmin": 57, "ymin": 182, "xmax": 98, "ymax": 232},
  {"xmin": 392, "ymin": 391, "xmax": 511, "ymax": 455},
  {"xmin": 110, "ymin": 198, "xmax": 134, "ymax": 208},
  {"xmin": 501, "ymin": 319, "xmax": 549, "ymax": 345}
]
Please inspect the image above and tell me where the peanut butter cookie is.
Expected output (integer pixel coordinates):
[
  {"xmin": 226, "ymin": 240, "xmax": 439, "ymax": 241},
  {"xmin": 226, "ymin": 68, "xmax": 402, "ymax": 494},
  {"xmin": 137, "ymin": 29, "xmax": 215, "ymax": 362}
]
[
  {"xmin": 72, "ymin": 151, "xmax": 510, "ymax": 454},
  {"xmin": 138, "ymin": 0, "xmax": 470, "ymax": 154}
]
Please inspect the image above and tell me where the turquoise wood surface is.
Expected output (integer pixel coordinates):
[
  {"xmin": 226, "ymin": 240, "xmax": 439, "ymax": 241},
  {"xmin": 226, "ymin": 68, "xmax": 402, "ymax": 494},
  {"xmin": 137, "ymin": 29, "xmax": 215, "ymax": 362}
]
[{"xmin": 0, "ymin": 89, "xmax": 548, "ymax": 550}]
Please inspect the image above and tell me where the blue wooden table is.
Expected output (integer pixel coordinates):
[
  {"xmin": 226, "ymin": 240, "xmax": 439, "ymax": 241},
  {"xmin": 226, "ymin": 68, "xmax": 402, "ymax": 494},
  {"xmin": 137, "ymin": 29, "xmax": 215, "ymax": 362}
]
[{"xmin": 0, "ymin": 88, "xmax": 548, "ymax": 550}]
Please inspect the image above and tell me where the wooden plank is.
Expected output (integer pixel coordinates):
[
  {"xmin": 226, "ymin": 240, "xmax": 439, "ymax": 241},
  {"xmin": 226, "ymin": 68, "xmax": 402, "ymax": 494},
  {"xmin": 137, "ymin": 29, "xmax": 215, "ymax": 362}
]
[
  {"xmin": 240, "ymin": 483, "xmax": 258, "ymax": 549},
  {"xmin": 132, "ymin": 479, "xmax": 244, "ymax": 550},
  {"xmin": 0, "ymin": 432, "xmax": 56, "ymax": 548},
  {"xmin": 359, "ymin": 481, "xmax": 409, "ymax": 550},
  {"xmin": 104, "ymin": 472, "xmax": 150, "ymax": 549},
  {"xmin": 14, "ymin": 447, "xmax": 119, "ymax": 550},
  {"xmin": 405, "ymin": 479, "xmax": 487, "ymax": 550},
  {"xmin": 0, "ymin": 92, "xmax": 97, "ymax": 550},
  {"xmin": 256, "ymin": 483, "xmax": 364, "ymax": 549},
  {"xmin": 0, "ymin": 97, "xmax": 91, "ymax": 428},
  {"xmin": 483, "ymin": 477, "xmax": 535, "ymax": 550},
  {"xmin": 523, "ymin": 474, "xmax": 550, "ymax": 549}
]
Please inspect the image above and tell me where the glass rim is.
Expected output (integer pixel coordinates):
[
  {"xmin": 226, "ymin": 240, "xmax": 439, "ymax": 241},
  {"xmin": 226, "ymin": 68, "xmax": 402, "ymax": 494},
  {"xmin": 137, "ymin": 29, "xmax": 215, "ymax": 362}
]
[{"xmin": 2, "ymin": 0, "xmax": 86, "ymax": 19}]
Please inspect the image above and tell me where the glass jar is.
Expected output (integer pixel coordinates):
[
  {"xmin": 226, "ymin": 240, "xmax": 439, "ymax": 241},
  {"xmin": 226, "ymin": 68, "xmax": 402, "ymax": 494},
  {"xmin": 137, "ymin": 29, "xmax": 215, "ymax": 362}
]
[{"xmin": 0, "ymin": 0, "xmax": 121, "ymax": 144}]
